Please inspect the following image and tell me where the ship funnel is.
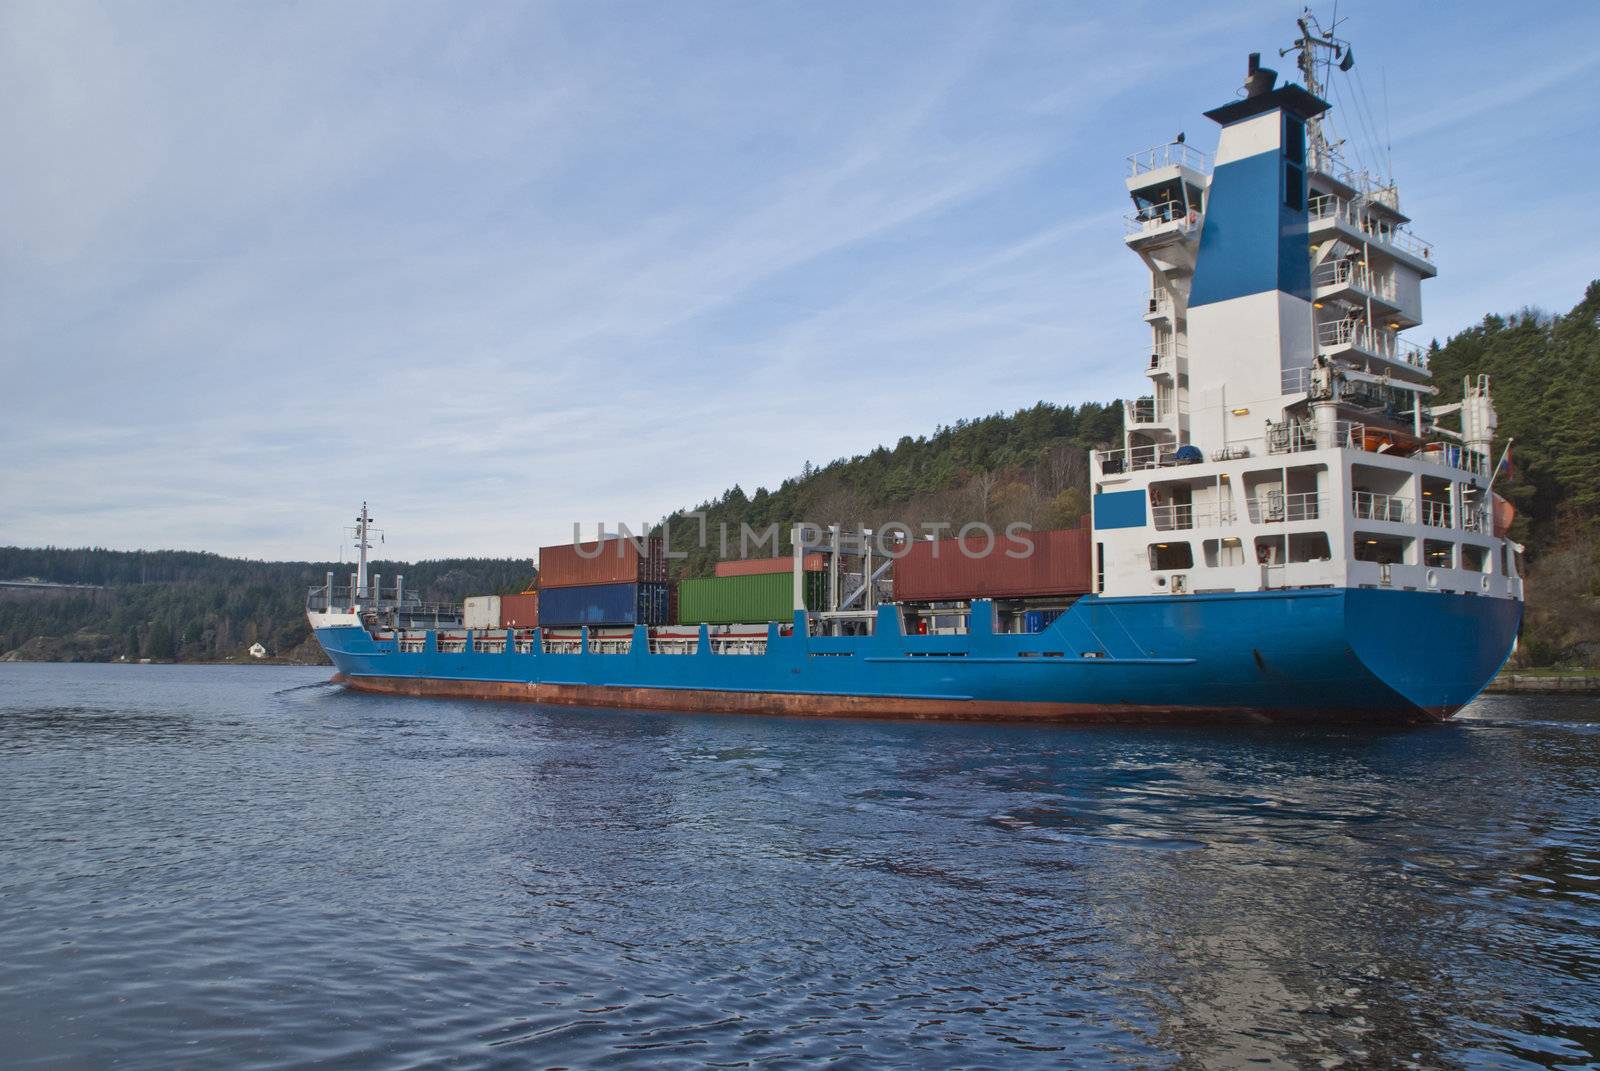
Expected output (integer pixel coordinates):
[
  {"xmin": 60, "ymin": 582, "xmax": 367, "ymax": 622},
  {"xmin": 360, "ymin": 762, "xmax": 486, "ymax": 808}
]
[{"xmin": 1244, "ymin": 52, "xmax": 1276, "ymax": 97}]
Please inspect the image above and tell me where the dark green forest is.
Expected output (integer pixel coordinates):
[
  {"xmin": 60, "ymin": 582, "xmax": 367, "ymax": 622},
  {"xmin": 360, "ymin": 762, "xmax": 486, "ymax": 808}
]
[
  {"xmin": 0, "ymin": 551, "xmax": 532, "ymax": 664},
  {"xmin": 3, "ymin": 282, "xmax": 1596, "ymax": 666}
]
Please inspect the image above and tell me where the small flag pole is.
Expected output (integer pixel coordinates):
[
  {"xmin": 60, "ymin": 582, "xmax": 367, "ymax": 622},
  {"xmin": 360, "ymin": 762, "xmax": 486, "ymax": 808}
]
[{"xmin": 1486, "ymin": 437, "xmax": 1515, "ymax": 494}]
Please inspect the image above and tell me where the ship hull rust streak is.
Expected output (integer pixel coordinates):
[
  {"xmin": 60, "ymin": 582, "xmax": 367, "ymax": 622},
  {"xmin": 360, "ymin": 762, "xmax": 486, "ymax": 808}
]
[{"xmin": 330, "ymin": 672, "xmax": 1454, "ymax": 725}]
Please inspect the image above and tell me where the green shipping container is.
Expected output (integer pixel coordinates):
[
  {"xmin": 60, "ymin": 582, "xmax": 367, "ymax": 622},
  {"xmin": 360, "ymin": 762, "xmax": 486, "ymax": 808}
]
[{"xmin": 676, "ymin": 572, "xmax": 827, "ymax": 625}]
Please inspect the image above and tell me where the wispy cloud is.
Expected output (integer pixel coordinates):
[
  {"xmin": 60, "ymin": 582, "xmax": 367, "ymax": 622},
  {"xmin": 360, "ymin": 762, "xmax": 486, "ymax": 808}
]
[{"xmin": 2, "ymin": 0, "xmax": 1594, "ymax": 559}]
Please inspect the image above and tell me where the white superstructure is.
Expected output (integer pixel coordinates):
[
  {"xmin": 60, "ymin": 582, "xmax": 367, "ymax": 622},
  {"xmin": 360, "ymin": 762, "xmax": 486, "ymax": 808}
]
[{"xmin": 1092, "ymin": 22, "xmax": 1523, "ymax": 606}]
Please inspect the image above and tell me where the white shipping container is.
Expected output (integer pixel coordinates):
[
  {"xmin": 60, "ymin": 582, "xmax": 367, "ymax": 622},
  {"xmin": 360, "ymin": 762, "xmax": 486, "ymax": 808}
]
[{"xmin": 463, "ymin": 595, "xmax": 502, "ymax": 631}]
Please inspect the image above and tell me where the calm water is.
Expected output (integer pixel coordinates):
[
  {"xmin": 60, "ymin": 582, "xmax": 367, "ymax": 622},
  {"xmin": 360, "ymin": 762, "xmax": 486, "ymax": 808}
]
[{"xmin": 1, "ymin": 664, "xmax": 1597, "ymax": 1070}]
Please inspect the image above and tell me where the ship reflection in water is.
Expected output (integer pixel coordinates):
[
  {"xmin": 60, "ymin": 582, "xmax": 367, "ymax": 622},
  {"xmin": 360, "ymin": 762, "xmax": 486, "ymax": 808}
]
[{"xmin": 1, "ymin": 663, "xmax": 1596, "ymax": 1069}]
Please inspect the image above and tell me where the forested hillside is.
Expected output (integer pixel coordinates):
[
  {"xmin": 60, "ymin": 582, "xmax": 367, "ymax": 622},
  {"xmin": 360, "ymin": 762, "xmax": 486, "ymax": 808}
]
[
  {"xmin": 0, "ymin": 551, "xmax": 532, "ymax": 664},
  {"xmin": 1424, "ymin": 281, "xmax": 1600, "ymax": 664},
  {"xmin": 3, "ymin": 283, "xmax": 1595, "ymax": 666},
  {"xmin": 660, "ymin": 400, "xmax": 1123, "ymax": 578}
]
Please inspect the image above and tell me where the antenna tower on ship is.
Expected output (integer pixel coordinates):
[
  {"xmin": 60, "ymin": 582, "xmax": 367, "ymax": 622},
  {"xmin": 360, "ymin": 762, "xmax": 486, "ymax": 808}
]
[{"xmin": 351, "ymin": 503, "xmax": 377, "ymax": 602}]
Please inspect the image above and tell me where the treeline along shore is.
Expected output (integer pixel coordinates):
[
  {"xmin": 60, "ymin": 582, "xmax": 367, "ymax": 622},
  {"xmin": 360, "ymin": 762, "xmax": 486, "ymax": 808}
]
[{"xmin": 4, "ymin": 283, "xmax": 1597, "ymax": 669}]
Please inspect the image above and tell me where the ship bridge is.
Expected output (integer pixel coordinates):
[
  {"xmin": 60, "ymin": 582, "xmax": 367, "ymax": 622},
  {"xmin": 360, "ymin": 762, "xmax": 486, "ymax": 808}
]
[{"xmin": 1091, "ymin": 24, "xmax": 1522, "ymax": 611}]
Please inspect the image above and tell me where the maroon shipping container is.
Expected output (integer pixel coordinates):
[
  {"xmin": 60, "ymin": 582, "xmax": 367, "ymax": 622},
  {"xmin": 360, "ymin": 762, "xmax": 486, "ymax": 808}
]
[
  {"xmin": 538, "ymin": 536, "xmax": 667, "ymax": 589},
  {"xmin": 893, "ymin": 528, "xmax": 1091, "ymax": 601},
  {"xmin": 500, "ymin": 592, "xmax": 539, "ymax": 628},
  {"xmin": 714, "ymin": 553, "xmax": 825, "ymax": 578}
]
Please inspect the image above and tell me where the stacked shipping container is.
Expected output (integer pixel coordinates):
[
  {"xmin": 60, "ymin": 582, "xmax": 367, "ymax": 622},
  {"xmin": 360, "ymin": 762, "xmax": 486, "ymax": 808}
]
[
  {"xmin": 677, "ymin": 572, "xmax": 826, "ymax": 625},
  {"xmin": 539, "ymin": 536, "xmax": 667, "ymax": 588},
  {"xmin": 538, "ymin": 582, "xmax": 670, "ymax": 628},
  {"xmin": 893, "ymin": 528, "xmax": 1092, "ymax": 601},
  {"xmin": 533, "ymin": 536, "xmax": 671, "ymax": 628},
  {"xmin": 713, "ymin": 554, "xmax": 825, "ymax": 578}
]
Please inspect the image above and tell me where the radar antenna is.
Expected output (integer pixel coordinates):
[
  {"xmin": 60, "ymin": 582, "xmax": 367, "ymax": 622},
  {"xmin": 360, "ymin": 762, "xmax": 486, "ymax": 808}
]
[{"xmin": 1280, "ymin": 9, "xmax": 1350, "ymax": 161}]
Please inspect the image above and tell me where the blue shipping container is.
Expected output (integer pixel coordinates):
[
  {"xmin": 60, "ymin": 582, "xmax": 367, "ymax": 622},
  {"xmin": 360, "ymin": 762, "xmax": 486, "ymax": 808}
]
[
  {"xmin": 1023, "ymin": 609, "xmax": 1064, "ymax": 634},
  {"xmin": 538, "ymin": 582, "xmax": 671, "ymax": 627}
]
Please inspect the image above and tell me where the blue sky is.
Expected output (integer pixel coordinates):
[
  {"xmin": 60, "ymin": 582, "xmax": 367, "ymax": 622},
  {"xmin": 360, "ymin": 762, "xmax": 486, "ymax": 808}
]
[{"xmin": 3, "ymin": 0, "xmax": 1596, "ymax": 561}]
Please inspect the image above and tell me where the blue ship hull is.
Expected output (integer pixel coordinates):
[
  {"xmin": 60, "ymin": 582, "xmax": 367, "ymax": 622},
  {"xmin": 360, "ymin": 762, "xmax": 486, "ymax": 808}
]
[{"xmin": 315, "ymin": 588, "xmax": 1520, "ymax": 723}]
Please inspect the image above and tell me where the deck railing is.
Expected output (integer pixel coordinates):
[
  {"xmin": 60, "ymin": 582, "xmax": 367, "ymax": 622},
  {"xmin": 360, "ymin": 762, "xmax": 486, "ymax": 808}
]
[
  {"xmin": 1417, "ymin": 443, "xmax": 1489, "ymax": 478},
  {"xmin": 1095, "ymin": 443, "xmax": 1182, "ymax": 475},
  {"xmin": 1281, "ymin": 366, "xmax": 1314, "ymax": 394},
  {"xmin": 1125, "ymin": 396, "xmax": 1175, "ymax": 425},
  {"xmin": 1152, "ymin": 503, "xmax": 1238, "ymax": 531},
  {"xmin": 1125, "ymin": 200, "xmax": 1200, "ymax": 236},
  {"xmin": 1313, "ymin": 259, "xmax": 1398, "ymax": 303},
  {"xmin": 1421, "ymin": 499, "xmax": 1454, "ymax": 528},
  {"xmin": 1316, "ymin": 319, "xmax": 1428, "ymax": 369},
  {"xmin": 1352, "ymin": 490, "xmax": 1412, "ymax": 524},
  {"xmin": 1308, "ymin": 193, "xmax": 1433, "ymax": 261},
  {"xmin": 1145, "ymin": 340, "xmax": 1184, "ymax": 377},
  {"xmin": 1127, "ymin": 142, "xmax": 1212, "ymax": 176},
  {"xmin": 1266, "ymin": 419, "xmax": 1365, "ymax": 454},
  {"xmin": 1247, "ymin": 492, "xmax": 1325, "ymax": 524}
]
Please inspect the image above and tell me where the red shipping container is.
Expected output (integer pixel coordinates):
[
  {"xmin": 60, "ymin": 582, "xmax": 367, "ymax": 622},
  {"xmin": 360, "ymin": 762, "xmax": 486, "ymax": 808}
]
[
  {"xmin": 893, "ymin": 528, "xmax": 1091, "ymax": 601},
  {"xmin": 714, "ymin": 553, "xmax": 825, "ymax": 578},
  {"xmin": 539, "ymin": 536, "xmax": 667, "ymax": 589},
  {"xmin": 500, "ymin": 592, "xmax": 539, "ymax": 628}
]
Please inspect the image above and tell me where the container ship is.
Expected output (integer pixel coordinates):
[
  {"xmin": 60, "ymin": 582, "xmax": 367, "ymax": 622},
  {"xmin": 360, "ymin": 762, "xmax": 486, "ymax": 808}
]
[{"xmin": 309, "ymin": 19, "xmax": 1523, "ymax": 723}]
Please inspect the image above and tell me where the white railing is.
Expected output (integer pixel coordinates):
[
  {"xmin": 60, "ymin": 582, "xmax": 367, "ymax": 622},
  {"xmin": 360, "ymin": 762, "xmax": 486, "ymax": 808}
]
[
  {"xmin": 1266, "ymin": 419, "xmax": 1365, "ymax": 454},
  {"xmin": 1307, "ymin": 194, "xmax": 1433, "ymax": 261},
  {"xmin": 1307, "ymin": 144, "xmax": 1365, "ymax": 193},
  {"xmin": 1127, "ymin": 142, "xmax": 1213, "ymax": 176},
  {"xmin": 1281, "ymin": 366, "xmax": 1314, "ymax": 393},
  {"xmin": 1095, "ymin": 443, "xmax": 1181, "ymax": 475},
  {"xmin": 1125, "ymin": 200, "xmax": 1200, "ymax": 236},
  {"xmin": 1421, "ymin": 499, "xmax": 1454, "ymax": 528},
  {"xmin": 1125, "ymin": 396, "xmax": 1174, "ymax": 425},
  {"xmin": 1417, "ymin": 443, "xmax": 1489, "ymax": 478},
  {"xmin": 1352, "ymin": 490, "xmax": 1412, "ymax": 524},
  {"xmin": 1248, "ymin": 492, "xmax": 1326, "ymax": 524},
  {"xmin": 1152, "ymin": 504, "xmax": 1238, "ymax": 531},
  {"xmin": 1463, "ymin": 506, "xmax": 1491, "ymax": 534},
  {"xmin": 1147, "ymin": 337, "xmax": 1188, "ymax": 373},
  {"xmin": 711, "ymin": 637, "xmax": 768, "ymax": 656},
  {"xmin": 1316, "ymin": 319, "xmax": 1429, "ymax": 370},
  {"xmin": 1146, "ymin": 290, "xmax": 1176, "ymax": 319},
  {"xmin": 1313, "ymin": 259, "xmax": 1398, "ymax": 303}
]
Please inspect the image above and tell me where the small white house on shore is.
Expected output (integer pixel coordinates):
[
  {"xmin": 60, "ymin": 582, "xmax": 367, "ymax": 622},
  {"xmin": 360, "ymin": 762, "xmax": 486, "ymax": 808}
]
[{"xmin": 248, "ymin": 642, "xmax": 267, "ymax": 659}]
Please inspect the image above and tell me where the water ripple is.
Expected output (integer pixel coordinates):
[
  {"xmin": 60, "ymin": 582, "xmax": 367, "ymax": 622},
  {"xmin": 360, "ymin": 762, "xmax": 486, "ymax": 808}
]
[{"xmin": 1, "ymin": 665, "xmax": 1597, "ymax": 1069}]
